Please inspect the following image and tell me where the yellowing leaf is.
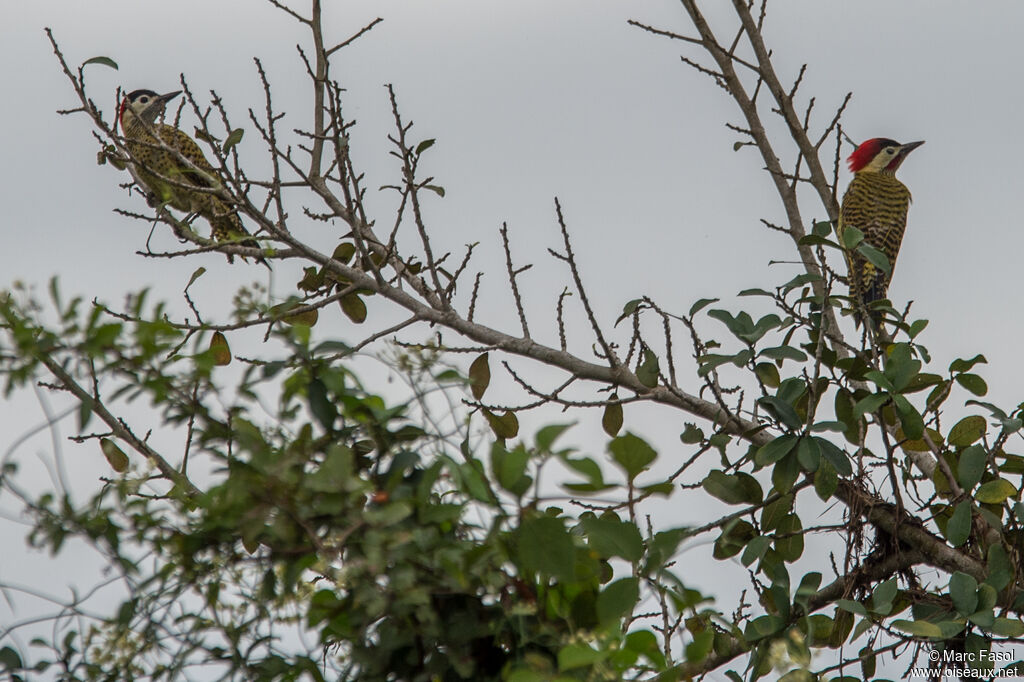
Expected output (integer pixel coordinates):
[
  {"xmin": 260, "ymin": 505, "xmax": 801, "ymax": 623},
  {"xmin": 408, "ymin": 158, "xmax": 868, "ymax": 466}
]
[
  {"xmin": 210, "ymin": 331, "xmax": 232, "ymax": 366},
  {"xmin": 469, "ymin": 353, "xmax": 490, "ymax": 401},
  {"xmin": 339, "ymin": 294, "xmax": 367, "ymax": 323},
  {"xmin": 948, "ymin": 415, "xmax": 986, "ymax": 447},
  {"xmin": 602, "ymin": 399, "xmax": 623, "ymax": 437},
  {"xmin": 975, "ymin": 479, "xmax": 1017, "ymax": 504},
  {"xmin": 100, "ymin": 438, "xmax": 129, "ymax": 472},
  {"xmin": 283, "ymin": 308, "xmax": 319, "ymax": 327}
]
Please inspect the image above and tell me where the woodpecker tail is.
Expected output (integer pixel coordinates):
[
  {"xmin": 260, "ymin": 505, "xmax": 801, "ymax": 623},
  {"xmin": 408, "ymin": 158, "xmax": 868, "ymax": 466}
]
[{"xmin": 203, "ymin": 197, "xmax": 268, "ymax": 266}]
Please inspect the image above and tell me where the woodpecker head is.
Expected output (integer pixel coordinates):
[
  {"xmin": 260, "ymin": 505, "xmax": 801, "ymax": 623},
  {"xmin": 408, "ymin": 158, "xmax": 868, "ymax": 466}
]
[
  {"xmin": 117, "ymin": 89, "xmax": 181, "ymax": 132},
  {"xmin": 847, "ymin": 138, "xmax": 924, "ymax": 175}
]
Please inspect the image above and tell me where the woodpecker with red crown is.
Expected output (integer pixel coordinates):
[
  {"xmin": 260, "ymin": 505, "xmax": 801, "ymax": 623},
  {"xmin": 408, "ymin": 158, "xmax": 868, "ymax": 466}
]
[
  {"xmin": 117, "ymin": 89, "xmax": 264, "ymax": 263},
  {"xmin": 837, "ymin": 137, "xmax": 924, "ymax": 327}
]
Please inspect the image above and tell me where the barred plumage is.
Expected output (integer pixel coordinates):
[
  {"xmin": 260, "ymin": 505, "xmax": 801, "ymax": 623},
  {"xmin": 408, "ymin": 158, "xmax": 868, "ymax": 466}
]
[
  {"xmin": 837, "ymin": 138, "xmax": 923, "ymax": 327},
  {"xmin": 118, "ymin": 90, "xmax": 264, "ymax": 263}
]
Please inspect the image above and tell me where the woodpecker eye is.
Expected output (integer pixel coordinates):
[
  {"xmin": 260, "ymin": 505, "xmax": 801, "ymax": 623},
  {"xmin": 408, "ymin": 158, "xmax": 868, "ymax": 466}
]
[
  {"xmin": 139, "ymin": 96, "xmax": 150, "ymax": 104},
  {"xmin": 885, "ymin": 148, "xmax": 896, "ymax": 155}
]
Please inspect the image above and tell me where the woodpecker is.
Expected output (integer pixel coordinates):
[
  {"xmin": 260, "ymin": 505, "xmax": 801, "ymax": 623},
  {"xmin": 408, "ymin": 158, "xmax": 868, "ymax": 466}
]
[
  {"xmin": 838, "ymin": 137, "xmax": 924, "ymax": 327},
  {"xmin": 117, "ymin": 89, "xmax": 264, "ymax": 263}
]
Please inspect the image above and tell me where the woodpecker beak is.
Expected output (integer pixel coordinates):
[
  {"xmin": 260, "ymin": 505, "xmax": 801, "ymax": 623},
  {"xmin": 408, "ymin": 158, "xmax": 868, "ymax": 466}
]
[
  {"xmin": 159, "ymin": 91, "xmax": 183, "ymax": 105},
  {"xmin": 900, "ymin": 140, "xmax": 925, "ymax": 155}
]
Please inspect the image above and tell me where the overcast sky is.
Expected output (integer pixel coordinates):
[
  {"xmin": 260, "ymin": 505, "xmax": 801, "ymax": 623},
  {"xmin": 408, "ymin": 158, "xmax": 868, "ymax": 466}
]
[{"xmin": 3, "ymin": 1, "xmax": 1024, "ymax": 678}]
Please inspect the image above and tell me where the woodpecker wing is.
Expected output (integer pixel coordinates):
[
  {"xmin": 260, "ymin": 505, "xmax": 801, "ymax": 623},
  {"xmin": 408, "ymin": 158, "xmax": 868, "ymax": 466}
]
[{"xmin": 156, "ymin": 124, "xmax": 222, "ymax": 189}]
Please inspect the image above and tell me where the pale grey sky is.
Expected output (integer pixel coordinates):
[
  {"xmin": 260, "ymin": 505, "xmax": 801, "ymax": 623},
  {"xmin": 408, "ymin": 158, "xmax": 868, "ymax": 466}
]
[{"xmin": 3, "ymin": 1, "xmax": 1024, "ymax": 678}]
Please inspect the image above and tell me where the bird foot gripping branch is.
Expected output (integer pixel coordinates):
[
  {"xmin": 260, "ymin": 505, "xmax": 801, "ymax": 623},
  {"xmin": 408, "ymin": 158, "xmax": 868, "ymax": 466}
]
[
  {"xmin": 837, "ymin": 137, "xmax": 924, "ymax": 332},
  {"xmin": 117, "ymin": 89, "xmax": 267, "ymax": 266}
]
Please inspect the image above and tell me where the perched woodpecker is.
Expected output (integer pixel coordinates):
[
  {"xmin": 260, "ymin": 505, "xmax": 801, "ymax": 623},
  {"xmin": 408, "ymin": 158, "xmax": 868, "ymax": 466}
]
[
  {"xmin": 838, "ymin": 137, "xmax": 924, "ymax": 327},
  {"xmin": 117, "ymin": 89, "xmax": 263, "ymax": 263}
]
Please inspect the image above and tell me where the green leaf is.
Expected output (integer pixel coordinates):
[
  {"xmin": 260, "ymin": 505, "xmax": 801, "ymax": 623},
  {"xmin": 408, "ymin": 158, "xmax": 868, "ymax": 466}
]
[
  {"xmin": 469, "ymin": 353, "xmax": 490, "ymax": 400},
  {"xmin": 602, "ymin": 400, "xmax": 623, "ymax": 437},
  {"xmin": 946, "ymin": 501, "xmax": 972, "ymax": 547},
  {"xmin": 836, "ymin": 599, "xmax": 867, "ymax": 616},
  {"xmin": 884, "ymin": 343, "xmax": 922, "ymax": 391},
  {"xmin": 989, "ymin": 618, "xmax": 1024, "ymax": 637},
  {"xmin": 761, "ymin": 494, "xmax": 793, "ymax": 531},
  {"xmin": 892, "ymin": 394, "xmax": 924, "ymax": 439},
  {"xmin": 902, "ymin": 372, "xmax": 943, "ymax": 394},
  {"xmin": 713, "ymin": 519, "xmax": 755, "ymax": 559},
  {"xmin": 816, "ymin": 438, "xmax": 853, "ymax": 476},
  {"xmin": 756, "ymin": 434, "xmax": 798, "ymax": 466},
  {"xmin": 872, "ymin": 578, "xmax": 898, "ymax": 613},
  {"xmin": 483, "ymin": 409, "xmax": 519, "ymax": 439},
  {"xmin": 685, "ymin": 628, "xmax": 715, "ymax": 663},
  {"xmin": 558, "ymin": 642, "xmax": 606, "ymax": 671},
  {"xmin": 424, "ymin": 184, "xmax": 446, "ymax": 197},
  {"xmin": 307, "ymin": 378, "xmax": 336, "ymax": 431},
  {"xmin": 363, "ymin": 500, "xmax": 413, "ymax": 526},
  {"xmin": 740, "ymin": 535, "xmax": 771, "ymax": 566},
  {"xmin": 563, "ymin": 456, "xmax": 606, "ymax": 488},
  {"xmin": 794, "ymin": 572, "xmax": 823, "ymax": 608},
  {"xmin": 956, "ymin": 373, "xmax": 988, "ymax": 397},
  {"xmin": 860, "ymin": 646, "xmax": 877, "ymax": 679},
  {"xmin": 975, "ymin": 478, "xmax": 1017, "ymax": 504},
  {"xmin": 518, "ymin": 516, "xmax": 574, "ymax": 580},
  {"xmin": 957, "ymin": 445, "xmax": 987, "ymax": 491},
  {"xmin": 744, "ymin": 615, "xmax": 785, "ymax": 641},
  {"xmin": 840, "ymin": 225, "xmax": 864, "ymax": 249},
  {"xmin": 186, "ymin": 266, "xmax": 207, "ymax": 287},
  {"xmin": 332, "ymin": 242, "xmax": 356, "ymax": 264},
  {"xmin": 759, "ymin": 345, "xmax": 808, "ymax": 362},
  {"xmin": 616, "ymin": 298, "xmax": 643, "ymax": 324},
  {"xmin": 582, "ymin": 517, "xmax": 643, "ymax": 562},
  {"xmin": 856, "ymin": 242, "xmax": 891, "ymax": 274},
  {"xmin": 679, "ymin": 423, "xmax": 704, "ymax": 444},
  {"xmin": 774, "ymin": 513, "xmax": 804, "ymax": 562},
  {"xmin": 798, "ymin": 234, "xmax": 838, "ymax": 248},
  {"xmin": 78, "ymin": 400, "xmax": 93, "ymax": 431},
  {"xmin": 950, "ymin": 354, "xmax": 987, "ymax": 373},
  {"xmin": 781, "ymin": 272, "xmax": 822, "ymax": 293},
  {"xmin": 100, "ymin": 438, "xmax": 129, "ymax": 473},
  {"xmin": 689, "ymin": 298, "xmax": 719, "ymax": 317},
  {"xmin": 83, "ymin": 56, "xmax": 119, "ymax": 70},
  {"xmin": 596, "ymin": 577, "xmax": 639, "ymax": 626},
  {"xmin": 535, "ymin": 423, "xmax": 573, "ymax": 451},
  {"xmin": 771, "ymin": 450, "xmax": 801, "ymax": 494},
  {"xmin": 223, "ymin": 128, "xmax": 244, "ymax": 152},
  {"xmin": 986, "ymin": 544, "xmax": 1012, "ymax": 591},
  {"xmin": 625, "ymin": 630, "xmax": 665, "ymax": 667},
  {"xmin": 491, "ymin": 443, "xmax": 529, "ymax": 494},
  {"xmin": 609, "ymin": 433, "xmax": 657, "ymax": 481},
  {"xmin": 759, "ymin": 396, "xmax": 802, "ymax": 430},
  {"xmin": 0, "ymin": 646, "xmax": 24, "ymax": 670},
  {"xmin": 636, "ymin": 348, "xmax": 659, "ymax": 387},
  {"xmin": 949, "ymin": 572, "xmax": 979, "ymax": 616},
  {"xmin": 853, "ymin": 393, "xmax": 889, "ymax": 420},
  {"xmin": 755, "ymin": 362, "xmax": 781, "ymax": 388},
  {"xmin": 702, "ymin": 470, "xmax": 763, "ymax": 505},
  {"xmin": 892, "ymin": 618, "xmax": 937, "ymax": 638},
  {"xmin": 814, "ymin": 457, "xmax": 838, "ymax": 500},
  {"xmin": 948, "ymin": 415, "xmax": 986, "ymax": 446},
  {"xmin": 415, "ymin": 138, "xmax": 436, "ymax": 154},
  {"xmin": 796, "ymin": 436, "xmax": 821, "ymax": 472}
]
